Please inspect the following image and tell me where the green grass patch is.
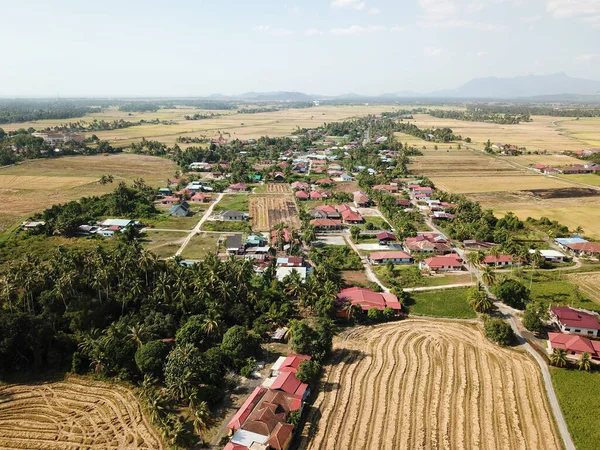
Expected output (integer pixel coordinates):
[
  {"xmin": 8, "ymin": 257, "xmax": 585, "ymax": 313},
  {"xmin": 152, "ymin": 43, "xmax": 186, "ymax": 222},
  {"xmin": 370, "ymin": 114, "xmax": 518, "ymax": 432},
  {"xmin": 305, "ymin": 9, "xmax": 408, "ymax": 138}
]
[
  {"xmin": 511, "ymin": 271, "xmax": 600, "ymax": 312},
  {"xmin": 309, "ymin": 245, "xmax": 362, "ymax": 270},
  {"xmin": 147, "ymin": 214, "xmax": 199, "ymax": 230},
  {"xmin": 374, "ymin": 265, "xmax": 472, "ymax": 289},
  {"xmin": 551, "ymin": 367, "xmax": 600, "ymax": 450},
  {"xmin": 363, "ymin": 216, "xmax": 388, "ymax": 229},
  {"xmin": 407, "ymin": 287, "xmax": 477, "ymax": 319},
  {"xmin": 213, "ymin": 194, "xmax": 249, "ymax": 212},
  {"xmin": 141, "ymin": 230, "xmax": 187, "ymax": 259},
  {"xmin": 180, "ymin": 232, "xmax": 219, "ymax": 260},
  {"xmin": 201, "ymin": 220, "xmax": 251, "ymax": 233}
]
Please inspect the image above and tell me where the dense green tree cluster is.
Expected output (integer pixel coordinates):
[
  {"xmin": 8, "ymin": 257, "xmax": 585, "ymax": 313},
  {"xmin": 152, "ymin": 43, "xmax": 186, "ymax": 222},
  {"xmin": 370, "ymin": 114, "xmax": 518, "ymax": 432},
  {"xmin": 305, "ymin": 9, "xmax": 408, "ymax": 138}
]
[
  {"xmin": 118, "ymin": 103, "xmax": 160, "ymax": 113},
  {"xmin": 428, "ymin": 109, "xmax": 528, "ymax": 124},
  {"xmin": 0, "ymin": 100, "xmax": 99, "ymax": 124},
  {"xmin": 483, "ymin": 315, "xmax": 515, "ymax": 346}
]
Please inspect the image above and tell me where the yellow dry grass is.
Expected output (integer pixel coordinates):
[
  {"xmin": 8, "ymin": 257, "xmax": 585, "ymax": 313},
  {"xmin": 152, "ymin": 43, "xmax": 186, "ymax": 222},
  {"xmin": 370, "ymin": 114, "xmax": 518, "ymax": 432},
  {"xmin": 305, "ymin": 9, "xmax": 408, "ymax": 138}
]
[
  {"xmin": 430, "ymin": 175, "xmax": 573, "ymax": 193},
  {"xmin": 265, "ymin": 183, "xmax": 291, "ymax": 193},
  {"xmin": 0, "ymin": 154, "xmax": 175, "ymax": 232},
  {"xmin": 249, "ymin": 194, "xmax": 300, "ymax": 231},
  {"xmin": 298, "ymin": 319, "xmax": 561, "ymax": 450},
  {"xmin": 567, "ymin": 272, "xmax": 600, "ymax": 304},
  {"xmin": 0, "ymin": 377, "xmax": 163, "ymax": 449}
]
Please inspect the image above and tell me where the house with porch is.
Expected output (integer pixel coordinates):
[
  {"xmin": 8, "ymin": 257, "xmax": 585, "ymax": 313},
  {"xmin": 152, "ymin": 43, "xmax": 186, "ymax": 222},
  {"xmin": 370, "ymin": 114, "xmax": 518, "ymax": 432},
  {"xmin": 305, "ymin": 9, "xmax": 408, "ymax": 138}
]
[
  {"xmin": 551, "ymin": 306, "xmax": 600, "ymax": 337},
  {"xmin": 369, "ymin": 251, "xmax": 413, "ymax": 265},
  {"xmin": 336, "ymin": 287, "xmax": 402, "ymax": 317},
  {"xmin": 547, "ymin": 333, "xmax": 600, "ymax": 362}
]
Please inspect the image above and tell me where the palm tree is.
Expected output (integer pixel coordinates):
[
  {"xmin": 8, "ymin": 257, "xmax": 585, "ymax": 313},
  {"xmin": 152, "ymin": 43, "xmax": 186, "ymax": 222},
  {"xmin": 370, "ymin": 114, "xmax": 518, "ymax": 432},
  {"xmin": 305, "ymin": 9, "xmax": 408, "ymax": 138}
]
[
  {"xmin": 468, "ymin": 288, "xmax": 493, "ymax": 313},
  {"xmin": 283, "ymin": 270, "xmax": 304, "ymax": 298},
  {"xmin": 350, "ymin": 226, "xmax": 361, "ymax": 242},
  {"xmin": 550, "ymin": 348, "xmax": 568, "ymax": 368},
  {"xmin": 481, "ymin": 265, "xmax": 496, "ymax": 286},
  {"xmin": 302, "ymin": 225, "xmax": 316, "ymax": 246},
  {"xmin": 577, "ymin": 352, "xmax": 592, "ymax": 372},
  {"xmin": 342, "ymin": 300, "xmax": 359, "ymax": 321},
  {"xmin": 201, "ymin": 310, "xmax": 222, "ymax": 336},
  {"xmin": 575, "ymin": 226, "xmax": 584, "ymax": 236},
  {"xmin": 192, "ymin": 401, "xmax": 211, "ymax": 442},
  {"xmin": 128, "ymin": 324, "xmax": 147, "ymax": 349},
  {"xmin": 529, "ymin": 250, "xmax": 543, "ymax": 290}
]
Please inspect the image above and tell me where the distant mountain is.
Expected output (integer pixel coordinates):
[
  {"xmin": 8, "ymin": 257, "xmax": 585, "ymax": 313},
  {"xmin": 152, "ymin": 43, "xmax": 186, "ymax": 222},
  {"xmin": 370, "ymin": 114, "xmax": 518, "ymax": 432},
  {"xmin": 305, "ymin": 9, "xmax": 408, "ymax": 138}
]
[
  {"xmin": 236, "ymin": 91, "xmax": 313, "ymax": 101},
  {"xmin": 430, "ymin": 73, "xmax": 600, "ymax": 99}
]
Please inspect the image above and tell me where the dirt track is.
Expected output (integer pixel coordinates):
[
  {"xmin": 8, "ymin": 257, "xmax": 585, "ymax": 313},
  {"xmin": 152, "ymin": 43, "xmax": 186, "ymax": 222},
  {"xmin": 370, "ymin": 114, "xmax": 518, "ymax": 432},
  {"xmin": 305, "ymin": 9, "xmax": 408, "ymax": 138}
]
[
  {"xmin": 298, "ymin": 320, "xmax": 561, "ymax": 450},
  {"xmin": 0, "ymin": 377, "xmax": 163, "ymax": 450}
]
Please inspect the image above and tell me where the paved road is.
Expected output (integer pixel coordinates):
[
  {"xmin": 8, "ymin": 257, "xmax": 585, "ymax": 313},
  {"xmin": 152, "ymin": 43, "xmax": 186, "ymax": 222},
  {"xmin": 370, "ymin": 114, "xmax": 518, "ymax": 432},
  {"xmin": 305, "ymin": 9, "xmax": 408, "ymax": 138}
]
[{"xmin": 175, "ymin": 193, "xmax": 224, "ymax": 257}]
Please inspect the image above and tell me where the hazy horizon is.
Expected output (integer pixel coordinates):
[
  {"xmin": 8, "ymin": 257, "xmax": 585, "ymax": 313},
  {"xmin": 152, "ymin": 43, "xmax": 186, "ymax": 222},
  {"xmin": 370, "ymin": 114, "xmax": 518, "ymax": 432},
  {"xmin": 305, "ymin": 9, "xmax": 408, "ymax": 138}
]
[{"xmin": 2, "ymin": 0, "xmax": 599, "ymax": 97}]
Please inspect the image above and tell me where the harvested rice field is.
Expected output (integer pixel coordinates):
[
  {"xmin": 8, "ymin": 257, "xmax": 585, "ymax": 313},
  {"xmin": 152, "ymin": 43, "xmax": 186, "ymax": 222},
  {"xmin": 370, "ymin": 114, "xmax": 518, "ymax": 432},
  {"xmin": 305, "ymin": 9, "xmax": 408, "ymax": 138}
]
[
  {"xmin": 0, "ymin": 377, "xmax": 163, "ymax": 449},
  {"xmin": 298, "ymin": 319, "xmax": 561, "ymax": 450},
  {"xmin": 249, "ymin": 194, "xmax": 300, "ymax": 231}
]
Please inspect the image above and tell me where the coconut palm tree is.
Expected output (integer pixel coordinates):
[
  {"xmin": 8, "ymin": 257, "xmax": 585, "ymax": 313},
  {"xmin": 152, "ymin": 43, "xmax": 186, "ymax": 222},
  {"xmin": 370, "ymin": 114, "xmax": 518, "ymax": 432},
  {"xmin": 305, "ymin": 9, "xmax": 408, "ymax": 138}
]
[
  {"xmin": 201, "ymin": 310, "xmax": 222, "ymax": 336},
  {"xmin": 575, "ymin": 226, "xmax": 584, "ymax": 236},
  {"xmin": 577, "ymin": 352, "xmax": 592, "ymax": 372},
  {"xmin": 550, "ymin": 348, "xmax": 568, "ymax": 368},
  {"xmin": 192, "ymin": 401, "xmax": 211, "ymax": 443},
  {"xmin": 302, "ymin": 225, "xmax": 316, "ymax": 246},
  {"xmin": 481, "ymin": 265, "xmax": 496, "ymax": 286},
  {"xmin": 128, "ymin": 324, "xmax": 147, "ymax": 349},
  {"xmin": 283, "ymin": 270, "xmax": 304, "ymax": 298}
]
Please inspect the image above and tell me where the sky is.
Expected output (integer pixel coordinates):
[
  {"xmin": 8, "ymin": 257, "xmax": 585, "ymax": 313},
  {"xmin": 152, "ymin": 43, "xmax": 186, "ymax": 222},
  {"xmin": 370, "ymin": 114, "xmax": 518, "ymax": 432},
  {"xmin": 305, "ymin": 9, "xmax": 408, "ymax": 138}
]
[{"xmin": 1, "ymin": 0, "xmax": 599, "ymax": 97}]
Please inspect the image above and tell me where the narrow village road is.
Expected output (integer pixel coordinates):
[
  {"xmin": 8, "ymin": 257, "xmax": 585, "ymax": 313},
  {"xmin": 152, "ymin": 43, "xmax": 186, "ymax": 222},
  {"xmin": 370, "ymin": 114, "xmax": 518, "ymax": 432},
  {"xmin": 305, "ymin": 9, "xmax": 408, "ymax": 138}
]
[
  {"xmin": 343, "ymin": 235, "xmax": 389, "ymax": 292},
  {"xmin": 175, "ymin": 193, "xmax": 223, "ymax": 257}
]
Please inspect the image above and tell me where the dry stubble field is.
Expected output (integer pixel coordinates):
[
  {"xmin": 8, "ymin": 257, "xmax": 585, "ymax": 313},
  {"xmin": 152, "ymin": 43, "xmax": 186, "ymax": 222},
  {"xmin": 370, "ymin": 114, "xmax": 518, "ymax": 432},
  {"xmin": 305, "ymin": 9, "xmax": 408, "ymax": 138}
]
[
  {"xmin": 249, "ymin": 194, "xmax": 300, "ymax": 231},
  {"xmin": 0, "ymin": 154, "xmax": 175, "ymax": 231},
  {"xmin": 567, "ymin": 272, "xmax": 600, "ymax": 304},
  {"xmin": 0, "ymin": 377, "xmax": 163, "ymax": 450},
  {"xmin": 298, "ymin": 320, "xmax": 561, "ymax": 450},
  {"xmin": 264, "ymin": 183, "xmax": 290, "ymax": 193}
]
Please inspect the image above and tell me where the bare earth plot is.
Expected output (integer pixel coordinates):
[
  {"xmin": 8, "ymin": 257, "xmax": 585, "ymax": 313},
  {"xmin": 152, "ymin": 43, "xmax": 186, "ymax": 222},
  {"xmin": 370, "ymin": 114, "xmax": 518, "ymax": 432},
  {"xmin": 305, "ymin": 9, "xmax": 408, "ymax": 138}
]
[
  {"xmin": 249, "ymin": 195, "xmax": 300, "ymax": 231},
  {"xmin": 430, "ymin": 175, "xmax": 573, "ymax": 193},
  {"xmin": 299, "ymin": 320, "xmax": 561, "ymax": 450},
  {"xmin": 265, "ymin": 183, "xmax": 290, "ymax": 194},
  {"xmin": 0, "ymin": 377, "xmax": 163, "ymax": 449},
  {"xmin": 567, "ymin": 272, "xmax": 600, "ymax": 304}
]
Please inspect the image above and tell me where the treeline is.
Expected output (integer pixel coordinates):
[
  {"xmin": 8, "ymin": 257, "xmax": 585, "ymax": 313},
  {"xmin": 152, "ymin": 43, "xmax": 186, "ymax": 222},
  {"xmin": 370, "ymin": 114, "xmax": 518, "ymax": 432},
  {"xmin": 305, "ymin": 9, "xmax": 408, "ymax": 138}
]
[
  {"xmin": 184, "ymin": 113, "xmax": 221, "ymax": 120},
  {"xmin": 0, "ymin": 100, "xmax": 100, "ymax": 124},
  {"xmin": 468, "ymin": 105, "xmax": 600, "ymax": 118},
  {"xmin": 118, "ymin": 103, "xmax": 161, "ymax": 113},
  {"xmin": 35, "ymin": 181, "xmax": 157, "ymax": 236},
  {"xmin": 238, "ymin": 107, "xmax": 280, "ymax": 114},
  {"xmin": 428, "ymin": 109, "xmax": 529, "ymax": 124},
  {"xmin": 387, "ymin": 120, "xmax": 459, "ymax": 142}
]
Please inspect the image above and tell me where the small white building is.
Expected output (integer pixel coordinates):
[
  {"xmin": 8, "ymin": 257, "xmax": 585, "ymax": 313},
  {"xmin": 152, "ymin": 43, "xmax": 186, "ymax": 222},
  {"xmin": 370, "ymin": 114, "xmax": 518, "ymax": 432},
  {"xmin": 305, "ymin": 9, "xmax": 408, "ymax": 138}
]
[{"xmin": 530, "ymin": 249, "xmax": 568, "ymax": 263}]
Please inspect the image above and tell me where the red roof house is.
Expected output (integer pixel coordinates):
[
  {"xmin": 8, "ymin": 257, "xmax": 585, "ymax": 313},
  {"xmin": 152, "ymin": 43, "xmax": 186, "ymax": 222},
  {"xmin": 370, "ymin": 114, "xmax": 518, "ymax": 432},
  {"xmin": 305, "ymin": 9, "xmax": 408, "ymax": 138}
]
[
  {"xmin": 341, "ymin": 209, "xmax": 364, "ymax": 224},
  {"xmin": 422, "ymin": 255, "xmax": 463, "ymax": 272},
  {"xmin": 369, "ymin": 251, "xmax": 413, "ymax": 265},
  {"xmin": 337, "ymin": 287, "xmax": 401, "ymax": 314},
  {"xmin": 353, "ymin": 191, "xmax": 370, "ymax": 207},
  {"xmin": 565, "ymin": 241, "xmax": 600, "ymax": 256},
  {"xmin": 483, "ymin": 255, "xmax": 515, "ymax": 266},
  {"xmin": 271, "ymin": 354, "xmax": 311, "ymax": 376},
  {"xmin": 310, "ymin": 190, "xmax": 329, "ymax": 200},
  {"xmin": 310, "ymin": 218, "xmax": 343, "ymax": 229},
  {"xmin": 271, "ymin": 372, "xmax": 309, "ymax": 398},
  {"xmin": 548, "ymin": 332, "xmax": 600, "ymax": 359},
  {"xmin": 227, "ymin": 386, "xmax": 267, "ymax": 431},
  {"xmin": 190, "ymin": 193, "xmax": 212, "ymax": 203},
  {"xmin": 295, "ymin": 190, "xmax": 309, "ymax": 200},
  {"xmin": 551, "ymin": 306, "xmax": 600, "ymax": 336},
  {"xmin": 315, "ymin": 178, "xmax": 334, "ymax": 185},
  {"xmin": 266, "ymin": 422, "xmax": 295, "ymax": 450},
  {"xmin": 376, "ymin": 231, "xmax": 396, "ymax": 243}
]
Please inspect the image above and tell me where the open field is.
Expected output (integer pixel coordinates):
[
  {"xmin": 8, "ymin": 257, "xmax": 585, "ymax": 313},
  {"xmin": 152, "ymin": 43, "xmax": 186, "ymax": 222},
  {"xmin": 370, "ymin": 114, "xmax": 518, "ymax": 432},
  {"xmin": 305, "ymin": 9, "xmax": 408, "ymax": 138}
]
[
  {"xmin": 430, "ymin": 174, "xmax": 574, "ymax": 193},
  {"xmin": 299, "ymin": 320, "xmax": 561, "ymax": 450},
  {"xmin": 0, "ymin": 154, "xmax": 175, "ymax": 232},
  {"xmin": 408, "ymin": 287, "xmax": 477, "ymax": 319},
  {"xmin": 213, "ymin": 194, "xmax": 249, "ymax": 213},
  {"xmin": 180, "ymin": 232, "xmax": 220, "ymax": 260},
  {"xmin": 1, "ymin": 105, "xmax": 402, "ymax": 147},
  {"xmin": 556, "ymin": 173, "xmax": 600, "ymax": 186},
  {"xmin": 566, "ymin": 272, "xmax": 600, "ymax": 304},
  {"xmin": 512, "ymin": 153, "xmax": 583, "ymax": 167},
  {"xmin": 0, "ymin": 377, "xmax": 163, "ymax": 449},
  {"xmin": 407, "ymin": 114, "xmax": 600, "ymax": 151},
  {"xmin": 141, "ymin": 230, "xmax": 187, "ymax": 258},
  {"xmin": 249, "ymin": 195, "xmax": 300, "ymax": 231},
  {"xmin": 551, "ymin": 368, "xmax": 600, "ymax": 450},
  {"xmin": 332, "ymin": 181, "xmax": 359, "ymax": 193},
  {"xmin": 264, "ymin": 183, "xmax": 290, "ymax": 193}
]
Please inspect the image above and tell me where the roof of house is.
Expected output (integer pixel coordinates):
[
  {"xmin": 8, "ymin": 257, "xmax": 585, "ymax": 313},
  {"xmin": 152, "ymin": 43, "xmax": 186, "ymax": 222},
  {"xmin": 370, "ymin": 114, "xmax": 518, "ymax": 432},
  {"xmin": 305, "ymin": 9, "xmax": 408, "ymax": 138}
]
[
  {"xmin": 310, "ymin": 190, "xmax": 327, "ymax": 199},
  {"xmin": 337, "ymin": 287, "xmax": 401, "ymax": 311},
  {"xmin": 424, "ymin": 255, "xmax": 463, "ymax": 268},
  {"xmin": 295, "ymin": 190, "xmax": 309, "ymax": 199},
  {"xmin": 227, "ymin": 386, "xmax": 268, "ymax": 431},
  {"xmin": 271, "ymin": 354, "xmax": 311, "ymax": 374},
  {"xmin": 548, "ymin": 332, "xmax": 600, "ymax": 356},
  {"xmin": 229, "ymin": 183, "xmax": 248, "ymax": 190},
  {"xmin": 483, "ymin": 255, "xmax": 514, "ymax": 264},
  {"xmin": 191, "ymin": 193, "xmax": 211, "ymax": 200},
  {"xmin": 551, "ymin": 306, "xmax": 600, "ymax": 330},
  {"xmin": 376, "ymin": 231, "xmax": 396, "ymax": 241},
  {"xmin": 370, "ymin": 251, "xmax": 412, "ymax": 261},
  {"xmin": 266, "ymin": 422, "xmax": 294, "ymax": 450},
  {"xmin": 271, "ymin": 228, "xmax": 292, "ymax": 243},
  {"xmin": 223, "ymin": 442, "xmax": 248, "ymax": 450},
  {"xmin": 353, "ymin": 191, "xmax": 369, "ymax": 203},
  {"xmin": 276, "ymin": 256, "xmax": 303, "ymax": 266},
  {"xmin": 310, "ymin": 218, "xmax": 342, "ymax": 227},
  {"xmin": 315, "ymin": 178, "xmax": 334, "ymax": 184},
  {"xmin": 271, "ymin": 372, "xmax": 309, "ymax": 398},
  {"xmin": 226, "ymin": 234, "xmax": 243, "ymax": 249},
  {"xmin": 341, "ymin": 209, "xmax": 363, "ymax": 222},
  {"xmin": 316, "ymin": 204, "xmax": 338, "ymax": 213},
  {"xmin": 531, "ymin": 249, "xmax": 566, "ymax": 258},
  {"xmin": 555, "ymin": 237, "xmax": 588, "ymax": 246},
  {"xmin": 223, "ymin": 210, "xmax": 246, "ymax": 218},
  {"xmin": 565, "ymin": 242, "xmax": 600, "ymax": 253}
]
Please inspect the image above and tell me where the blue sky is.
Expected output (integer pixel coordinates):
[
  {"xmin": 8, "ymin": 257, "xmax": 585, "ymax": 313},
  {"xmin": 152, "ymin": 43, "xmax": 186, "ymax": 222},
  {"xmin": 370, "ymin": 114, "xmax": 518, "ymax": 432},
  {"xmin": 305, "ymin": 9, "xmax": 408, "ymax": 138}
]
[{"xmin": 1, "ymin": 0, "xmax": 599, "ymax": 97}]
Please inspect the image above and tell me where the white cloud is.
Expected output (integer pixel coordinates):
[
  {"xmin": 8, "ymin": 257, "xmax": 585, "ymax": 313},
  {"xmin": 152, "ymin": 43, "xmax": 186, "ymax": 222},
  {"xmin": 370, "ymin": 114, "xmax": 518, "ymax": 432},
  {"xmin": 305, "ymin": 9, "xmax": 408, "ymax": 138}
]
[
  {"xmin": 291, "ymin": 6, "xmax": 300, "ymax": 14},
  {"xmin": 474, "ymin": 51, "xmax": 488, "ymax": 57},
  {"xmin": 331, "ymin": 0, "xmax": 366, "ymax": 10},
  {"xmin": 304, "ymin": 28, "xmax": 324, "ymax": 36},
  {"xmin": 417, "ymin": 0, "xmax": 497, "ymax": 30},
  {"xmin": 424, "ymin": 47, "xmax": 442, "ymax": 56},
  {"xmin": 254, "ymin": 25, "xmax": 294, "ymax": 36},
  {"xmin": 546, "ymin": 0, "xmax": 600, "ymax": 18},
  {"xmin": 577, "ymin": 53, "xmax": 600, "ymax": 61},
  {"xmin": 368, "ymin": 7, "xmax": 380, "ymax": 14},
  {"xmin": 519, "ymin": 15, "xmax": 542, "ymax": 23},
  {"xmin": 390, "ymin": 25, "xmax": 407, "ymax": 32},
  {"xmin": 330, "ymin": 25, "xmax": 386, "ymax": 35}
]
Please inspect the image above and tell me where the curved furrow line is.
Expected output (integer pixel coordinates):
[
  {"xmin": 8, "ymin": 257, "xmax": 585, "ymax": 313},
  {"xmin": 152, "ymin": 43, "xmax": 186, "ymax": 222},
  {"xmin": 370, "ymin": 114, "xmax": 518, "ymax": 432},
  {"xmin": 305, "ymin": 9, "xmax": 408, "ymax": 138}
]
[
  {"xmin": 395, "ymin": 329, "xmax": 422, "ymax": 450},
  {"xmin": 489, "ymin": 354, "xmax": 511, "ymax": 448},
  {"xmin": 438, "ymin": 336, "xmax": 455, "ymax": 450},
  {"xmin": 424, "ymin": 335, "xmax": 443, "ymax": 449},
  {"xmin": 465, "ymin": 344, "xmax": 481, "ymax": 450},
  {"xmin": 364, "ymin": 326, "xmax": 399, "ymax": 450},
  {"xmin": 406, "ymin": 332, "xmax": 427, "ymax": 450}
]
